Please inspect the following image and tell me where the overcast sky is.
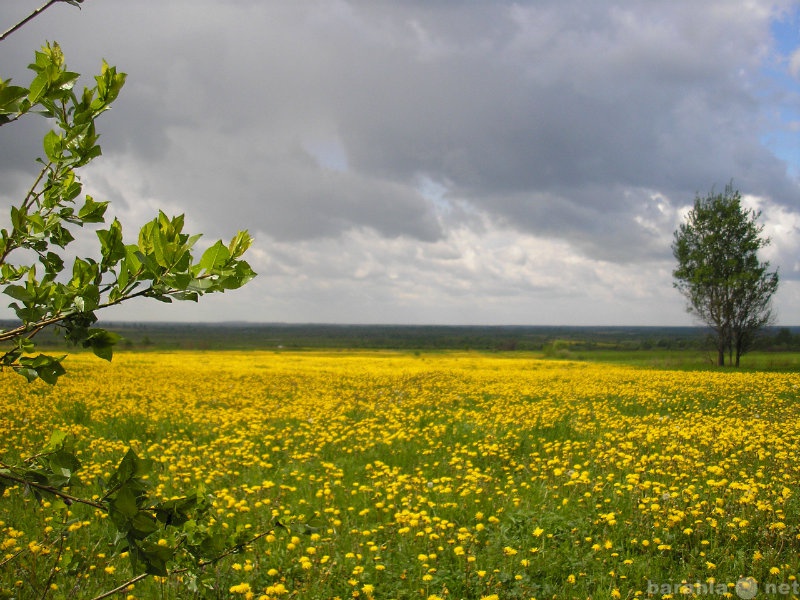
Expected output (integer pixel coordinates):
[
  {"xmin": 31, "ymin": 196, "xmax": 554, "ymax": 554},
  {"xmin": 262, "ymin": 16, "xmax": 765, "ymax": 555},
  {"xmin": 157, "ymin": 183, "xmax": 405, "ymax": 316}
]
[{"xmin": 1, "ymin": 0, "xmax": 799, "ymax": 325}]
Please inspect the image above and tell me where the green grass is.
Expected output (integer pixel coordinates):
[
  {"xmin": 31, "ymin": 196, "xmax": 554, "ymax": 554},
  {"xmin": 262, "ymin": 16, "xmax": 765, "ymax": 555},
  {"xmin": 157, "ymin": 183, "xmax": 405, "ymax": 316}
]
[
  {"xmin": 3, "ymin": 350, "xmax": 800, "ymax": 599},
  {"xmin": 557, "ymin": 349, "xmax": 800, "ymax": 371}
]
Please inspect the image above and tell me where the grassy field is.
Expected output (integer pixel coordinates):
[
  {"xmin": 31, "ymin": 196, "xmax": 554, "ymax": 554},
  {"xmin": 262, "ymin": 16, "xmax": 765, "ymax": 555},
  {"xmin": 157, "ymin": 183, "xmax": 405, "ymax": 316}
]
[
  {"xmin": 558, "ymin": 349, "xmax": 800, "ymax": 372},
  {"xmin": 2, "ymin": 350, "xmax": 800, "ymax": 599}
]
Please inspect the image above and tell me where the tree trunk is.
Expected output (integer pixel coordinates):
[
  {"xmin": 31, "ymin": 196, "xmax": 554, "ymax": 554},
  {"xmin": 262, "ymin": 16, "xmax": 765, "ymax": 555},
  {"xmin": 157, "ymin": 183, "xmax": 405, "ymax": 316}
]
[
  {"xmin": 717, "ymin": 346, "xmax": 725, "ymax": 366},
  {"xmin": 735, "ymin": 335, "xmax": 743, "ymax": 367}
]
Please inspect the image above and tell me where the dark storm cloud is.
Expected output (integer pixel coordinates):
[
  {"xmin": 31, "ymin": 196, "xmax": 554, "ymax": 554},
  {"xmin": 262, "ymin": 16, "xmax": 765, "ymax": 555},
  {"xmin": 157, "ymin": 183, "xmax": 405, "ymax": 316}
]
[
  {"xmin": 1, "ymin": 0, "xmax": 798, "ymax": 324},
  {"xmin": 323, "ymin": 0, "xmax": 800, "ymax": 253},
  {"xmin": 2, "ymin": 1, "xmax": 797, "ymax": 242}
]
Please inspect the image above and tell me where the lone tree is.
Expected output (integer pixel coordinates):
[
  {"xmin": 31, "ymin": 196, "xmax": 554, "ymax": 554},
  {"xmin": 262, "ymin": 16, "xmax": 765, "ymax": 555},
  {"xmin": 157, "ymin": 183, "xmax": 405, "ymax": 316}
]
[{"xmin": 672, "ymin": 183, "xmax": 779, "ymax": 367}]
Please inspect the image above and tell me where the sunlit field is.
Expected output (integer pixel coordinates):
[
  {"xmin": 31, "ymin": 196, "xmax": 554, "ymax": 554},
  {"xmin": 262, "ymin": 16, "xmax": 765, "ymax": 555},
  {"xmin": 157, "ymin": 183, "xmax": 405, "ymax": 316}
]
[{"xmin": 3, "ymin": 350, "xmax": 800, "ymax": 599}]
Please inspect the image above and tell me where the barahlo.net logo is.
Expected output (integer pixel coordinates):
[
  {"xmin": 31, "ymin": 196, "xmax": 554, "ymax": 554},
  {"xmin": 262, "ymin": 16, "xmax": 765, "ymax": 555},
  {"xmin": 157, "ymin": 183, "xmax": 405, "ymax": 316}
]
[{"xmin": 647, "ymin": 577, "xmax": 800, "ymax": 598}]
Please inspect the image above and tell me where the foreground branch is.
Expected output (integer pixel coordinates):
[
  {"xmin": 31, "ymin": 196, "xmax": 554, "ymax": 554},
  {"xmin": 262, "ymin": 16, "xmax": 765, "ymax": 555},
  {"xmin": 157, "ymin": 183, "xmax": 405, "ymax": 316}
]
[
  {"xmin": 88, "ymin": 574, "xmax": 149, "ymax": 600},
  {"xmin": 0, "ymin": 470, "xmax": 105, "ymax": 510},
  {"xmin": 0, "ymin": 1, "xmax": 75, "ymax": 42}
]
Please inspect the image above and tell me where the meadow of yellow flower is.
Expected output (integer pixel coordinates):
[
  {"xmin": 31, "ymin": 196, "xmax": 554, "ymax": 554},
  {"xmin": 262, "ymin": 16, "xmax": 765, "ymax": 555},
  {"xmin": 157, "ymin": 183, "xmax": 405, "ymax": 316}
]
[{"xmin": 2, "ymin": 350, "xmax": 800, "ymax": 599}]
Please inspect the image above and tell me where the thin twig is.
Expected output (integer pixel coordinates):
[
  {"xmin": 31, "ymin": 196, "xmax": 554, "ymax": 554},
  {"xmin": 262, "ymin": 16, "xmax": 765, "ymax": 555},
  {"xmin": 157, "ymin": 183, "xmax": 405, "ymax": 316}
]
[
  {"xmin": 0, "ymin": 282, "xmax": 203, "ymax": 343},
  {"xmin": 197, "ymin": 528, "xmax": 274, "ymax": 568},
  {"xmin": 38, "ymin": 511, "xmax": 69, "ymax": 600},
  {"xmin": 0, "ymin": 163, "xmax": 51, "ymax": 266},
  {"xmin": 0, "ymin": 547, "xmax": 25, "ymax": 569},
  {"xmin": 0, "ymin": 114, "xmax": 23, "ymax": 128},
  {"xmin": 87, "ymin": 573, "xmax": 148, "ymax": 600},
  {"xmin": 22, "ymin": 163, "xmax": 52, "ymax": 213},
  {"xmin": 0, "ymin": 0, "xmax": 71, "ymax": 42},
  {"xmin": 87, "ymin": 529, "xmax": 273, "ymax": 600},
  {"xmin": 0, "ymin": 471, "xmax": 105, "ymax": 510}
]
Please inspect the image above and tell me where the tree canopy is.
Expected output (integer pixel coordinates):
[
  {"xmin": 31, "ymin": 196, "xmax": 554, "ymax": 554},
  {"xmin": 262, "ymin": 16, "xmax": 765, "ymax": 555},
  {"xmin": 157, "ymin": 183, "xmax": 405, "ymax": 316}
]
[{"xmin": 672, "ymin": 183, "xmax": 778, "ymax": 366}]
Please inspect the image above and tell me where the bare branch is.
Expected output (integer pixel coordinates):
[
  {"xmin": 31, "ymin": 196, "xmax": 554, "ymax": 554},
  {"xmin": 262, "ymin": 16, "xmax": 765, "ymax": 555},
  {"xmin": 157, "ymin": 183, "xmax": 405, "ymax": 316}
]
[
  {"xmin": 0, "ymin": 547, "xmax": 25, "ymax": 569},
  {"xmin": 0, "ymin": 1, "xmax": 85, "ymax": 42},
  {"xmin": 87, "ymin": 574, "xmax": 149, "ymax": 600},
  {"xmin": 0, "ymin": 288, "xmax": 153, "ymax": 343},
  {"xmin": 38, "ymin": 512, "xmax": 69, "ymax": 600},
  {"xmin": 0, "ymin": 1, "xmax": 73, "ymax": 42},
  {"xmin": 0, "ymin": 470, "xmax": 106, "ymax": 510}
]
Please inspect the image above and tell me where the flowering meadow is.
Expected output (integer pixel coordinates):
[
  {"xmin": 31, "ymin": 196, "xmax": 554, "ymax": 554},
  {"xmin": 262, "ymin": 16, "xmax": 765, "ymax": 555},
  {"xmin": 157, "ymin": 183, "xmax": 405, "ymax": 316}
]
[{"xmin": 2, "ymin": 350, "xmax": 800, "ymax": 599}]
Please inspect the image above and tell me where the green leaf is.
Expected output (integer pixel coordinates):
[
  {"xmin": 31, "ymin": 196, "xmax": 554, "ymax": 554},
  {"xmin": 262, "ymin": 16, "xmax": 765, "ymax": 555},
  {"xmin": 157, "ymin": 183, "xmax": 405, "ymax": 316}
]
[
  {"xmin": 186, "ymin": 233, "xmax": 202, "ymax": 250},
  {"xmin": 13, "ymin": 366, "xmax": 39, "ymax": 383},
  {"xmin": 170, "ymin": 291, "xmax": 199, "ymax": 302},
  {"xmin": 44, "ymin": 449, "xmax": 81, "ymax": 487},
  {"xmin": 109, "ymin": 450, "xmax": 138, "ymax": 486},
  {"xmin": 172, "ymin": 248, "xmax": 191, "ymax": 272},
  {"xmin": 11, "ymin": 303, "xmax": 46, "ymax": 324},
  {"xmin": 49, "ymin": 449, "xmax": 81, "ymax": 477},
  {"xmin": 61, "ymin": 311, "xmax": 98, "ymax": 346},
  {"xmin": 71, "ymin": 257, "xmax": 99, "ymax": 287},
  {"xmin": 233, "ymin": 260, "xmax": 257, "ymax": 288},
  {"xmin": 154, "ymin": 495, "xmax": 198, "ymax": 527},
  {"xmin": 49, "ymin": 223, "xmax": 75, "ymax": 248},
  {"xmin": 123, "ymin": 245, "xmax": 143, "ymax": 274},
  {"xmin": 116, "ymin": 258, "xmax": 131, "ymax": 290},
  {"xmin": 129, "ymin": 511, "xmax": 159, "ymax": 539},
  {"xmin": 199, "ymin": 240, "xmax": 230, "ymax": 272},
  {"xmin": 82, "ymin": 328, "xmax": 121, "ymax": 362},
  {"xmin": 131, "ymin": 539, "xmax": 172, "ymax": 576},
  {"xmin": 164, "ymin": 272, "xmax": 192, "ymax": 290},
  {"xmin": 135, "ymin": 251, "xmax": 160, "ymax": 279},
  {"xmin": 228, "ymin": 230, "xmax": 253, "ymax": 258},
  {"xmin": 78, "ymin": 196, "xmax": 108, "ymax": 223},
  {"xmin": 151, "ymin": 222, "xmax": 169, "ymax": 268},
  {"xmin": 43, "ymin": 430, "xmax": 68, "ymax": 453},
  {"xmin": 31, "ymin": 355, "xmax": 66, "ymax": 385},
  {"xmin": 138, "ymin": 221, "xmax": 155, "ymax": 255},
  {"xmin": 40, "ymin": 251, "xmax": 65, "ymax": 275},
  {"xmin": 43, "ymin": 130, "xmax": 62, "ymax": 162},
  {"xmin": 76, "ymin": 285, "xmax": 101, "ymax": 313},
  {"xmin": 61, "ymin": 173, "xmax": 83, "ymax": 202},
  {"xmin": 15, "ymin": 354, "xmax": 66, "ymax": 385},
  {"xmin": 16, "ymin": 337, "xmax": 35, "ymax": 355},
  {"xmin": 109, "ymin": 484, "xmax": 139, "ymax": 527},
  {"xmin": 0, "ymin": 83, "xmax": 29, "ymax": 113},
  {"xmin": 10, "ymin": 205, "xmax": 25, "ymax": 230},
  {"xmin": 4, "ymin": 283, "xmax": 34, "ymax": 303},
  {"xmin": 28, "ymin": 73, "xmax": 49, "ymax": 103},
  {"xmin": 107, "ymin": 448, "xmax": 151, "ymax": 495},
  {"xmin": 188, "ymin": 278, "xmax": 214, "ymax": 292}
]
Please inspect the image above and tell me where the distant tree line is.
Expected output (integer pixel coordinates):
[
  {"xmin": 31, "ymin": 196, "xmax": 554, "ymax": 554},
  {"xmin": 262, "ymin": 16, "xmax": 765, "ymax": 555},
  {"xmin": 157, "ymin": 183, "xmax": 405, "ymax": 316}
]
[
  {"xmin": 15, "ymin": 321, "xmax": 794, "ymax": 353},
  {"xmin": 751, "ymin": 327, "xmax": 800, "ymax": 351}
]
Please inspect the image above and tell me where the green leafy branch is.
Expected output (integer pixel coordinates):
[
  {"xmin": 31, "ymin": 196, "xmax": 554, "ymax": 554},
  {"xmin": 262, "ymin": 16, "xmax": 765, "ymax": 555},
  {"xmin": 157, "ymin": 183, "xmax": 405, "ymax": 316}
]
[
  {"xmin": 0, "ymin": 42, "xmax": 255, "ymax": 384},
  {"xmin": 0, "ymin": 432, "xmax": 282, "ymax": 593},
  {"xmin": 0, "ymin": 6, "xmax": 269, "ymax": 599}
]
